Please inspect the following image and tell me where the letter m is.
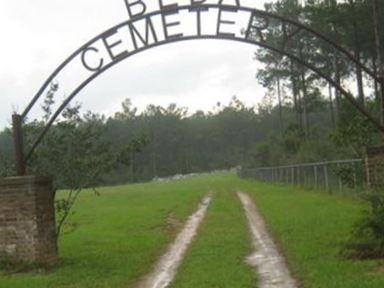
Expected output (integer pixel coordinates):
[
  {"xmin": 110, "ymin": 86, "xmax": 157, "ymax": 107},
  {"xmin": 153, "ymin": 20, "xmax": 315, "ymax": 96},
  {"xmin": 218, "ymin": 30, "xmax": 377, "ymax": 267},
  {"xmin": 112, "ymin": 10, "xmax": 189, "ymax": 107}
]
[{"xmin": 129, "ymin": 17, "xmax": 159, "ymax": 49}]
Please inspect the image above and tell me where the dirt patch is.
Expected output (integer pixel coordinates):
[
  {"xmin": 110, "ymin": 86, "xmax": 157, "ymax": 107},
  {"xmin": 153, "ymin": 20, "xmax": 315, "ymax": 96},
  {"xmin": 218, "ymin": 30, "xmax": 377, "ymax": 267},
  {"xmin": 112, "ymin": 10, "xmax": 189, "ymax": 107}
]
[
  {"xmin": 136, "ymin": 194, "xmax": 212, "ymax": 288},
  {"xmin": 369, "ymin": 266, "xmax": 384, "ymax": 274},
  {"xmin": 238, "ymin": 192, "xmax": 297, "ymax": 288},
  {"xmin": 166, "ymin": 213, "xmax": 184, "ymax": 235}
]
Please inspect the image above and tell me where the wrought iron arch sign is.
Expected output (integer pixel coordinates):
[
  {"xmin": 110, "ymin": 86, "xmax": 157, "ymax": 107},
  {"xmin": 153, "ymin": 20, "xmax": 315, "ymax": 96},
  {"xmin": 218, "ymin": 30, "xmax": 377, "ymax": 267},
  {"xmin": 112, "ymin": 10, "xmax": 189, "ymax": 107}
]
[{"xmin": 12, "ymin": 1, "xmax": 384, "ymax": 176}]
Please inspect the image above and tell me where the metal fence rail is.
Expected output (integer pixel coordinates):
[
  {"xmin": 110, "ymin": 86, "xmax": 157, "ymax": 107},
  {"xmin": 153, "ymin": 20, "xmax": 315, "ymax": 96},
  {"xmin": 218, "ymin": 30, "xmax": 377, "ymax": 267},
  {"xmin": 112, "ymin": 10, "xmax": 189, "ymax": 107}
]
[{"xmin": 240, "ymin": 159, "xmax": 365, "ymax": 194}]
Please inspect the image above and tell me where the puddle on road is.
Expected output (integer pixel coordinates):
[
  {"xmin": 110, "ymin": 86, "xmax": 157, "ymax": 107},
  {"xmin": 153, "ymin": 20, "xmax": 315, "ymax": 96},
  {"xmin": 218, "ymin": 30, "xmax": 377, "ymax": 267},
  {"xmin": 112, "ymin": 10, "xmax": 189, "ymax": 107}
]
[
  {"xmin": 137, "ymin": 194, "xmax": 212, "ymax": 288},
  {"xmin": 238, "ymin": 192, "xmax": 297, "ymax": 288}
]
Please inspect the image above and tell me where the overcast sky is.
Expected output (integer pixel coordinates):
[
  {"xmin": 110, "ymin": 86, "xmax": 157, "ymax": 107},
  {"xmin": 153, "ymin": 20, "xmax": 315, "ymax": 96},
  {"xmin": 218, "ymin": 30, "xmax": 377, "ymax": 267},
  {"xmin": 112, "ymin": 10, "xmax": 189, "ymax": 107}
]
[{"xmin": 0, "ymin": 0, "xmax": 274, "ymax": 129}]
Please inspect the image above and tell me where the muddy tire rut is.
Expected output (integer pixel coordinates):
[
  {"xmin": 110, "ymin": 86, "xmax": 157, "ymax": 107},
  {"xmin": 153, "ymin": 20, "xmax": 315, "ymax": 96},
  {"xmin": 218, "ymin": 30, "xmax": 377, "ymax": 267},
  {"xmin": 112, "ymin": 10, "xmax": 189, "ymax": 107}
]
[
  {"xmin": 136, "ymin": 194, "xmax": 212, "ymax": 288},
  {"xmin": 136, "ymin": 192, "xmax": 297, "ymax": 288},
  {"xmin": 238, "ymin": 192, "xmax": 297, "ymax": 288}
]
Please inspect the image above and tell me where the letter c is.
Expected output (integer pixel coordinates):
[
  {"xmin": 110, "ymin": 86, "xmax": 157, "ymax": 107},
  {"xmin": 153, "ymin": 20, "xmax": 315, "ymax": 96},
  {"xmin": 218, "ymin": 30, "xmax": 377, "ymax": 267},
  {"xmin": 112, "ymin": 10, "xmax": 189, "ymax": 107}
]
[{"xmin": 81, "ymin": 47, "xmax": 104, "ymax": 72}]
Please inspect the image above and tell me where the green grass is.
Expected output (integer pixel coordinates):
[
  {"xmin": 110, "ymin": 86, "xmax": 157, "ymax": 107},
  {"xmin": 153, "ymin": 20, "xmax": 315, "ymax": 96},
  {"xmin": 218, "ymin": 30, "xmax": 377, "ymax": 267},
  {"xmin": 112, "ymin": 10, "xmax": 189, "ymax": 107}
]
[
  {"xmin": 239, "ymin": 180, "xmax": 384, "ymax": 288},
  {"xmin": 2, "ymin": 173, "xmax": 384, "ymax": 287},
  {"xmin": 0, "ymin": 175, "xmax": 211, "ymax": 288},
  {"xmin": 169, "ymin": 178, "xmax": 255, "ymax": 288}
]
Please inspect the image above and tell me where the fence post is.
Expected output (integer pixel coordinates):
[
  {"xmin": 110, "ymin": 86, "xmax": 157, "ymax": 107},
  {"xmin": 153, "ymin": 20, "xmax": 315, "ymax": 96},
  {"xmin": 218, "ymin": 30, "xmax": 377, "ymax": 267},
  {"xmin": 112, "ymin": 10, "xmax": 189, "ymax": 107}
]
[
  {"xmin": 338, "ymin": 163, "xmax": 343, "ymax": 193},
  {"xmin": 239, "ymin": 159, "xmax": 363, "ymax": 193},
  {"xmin": 353, "ymin": 163, "xmax": 358, "ymax": 191},
  {"xmin": 324, "ymin": 165, "xmax": 330, "ymax": 192},
  {"xmin": 297, "ymin": 167, "xmax": 301, "ymax": 186},
  {"xmin": 303, "ymin": 167, "xmax": 307, "ymax": 187},
  {"xmin": 285, "ymin": 168, "xmax": 287, "ymax": 183}
]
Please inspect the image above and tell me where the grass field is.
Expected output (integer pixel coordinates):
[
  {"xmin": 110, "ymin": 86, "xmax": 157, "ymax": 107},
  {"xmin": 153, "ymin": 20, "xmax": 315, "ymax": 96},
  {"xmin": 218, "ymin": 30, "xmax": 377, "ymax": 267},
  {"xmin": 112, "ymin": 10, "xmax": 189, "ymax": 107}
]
[
  {"xmin": 1, "ymin": 173, "xmax": 384, "ymax": 287},
  {"xmin": 241, "ymin": 181, "xmax": 384, "ymax": 288},
  {"xmin": 0, "ymin": 175, "xmax": 210, "ymax": 288}
]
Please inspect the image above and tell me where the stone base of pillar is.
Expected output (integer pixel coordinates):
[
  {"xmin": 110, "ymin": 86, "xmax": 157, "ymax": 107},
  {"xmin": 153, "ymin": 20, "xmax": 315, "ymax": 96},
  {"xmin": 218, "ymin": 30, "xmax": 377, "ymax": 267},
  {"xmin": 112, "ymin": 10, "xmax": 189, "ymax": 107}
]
[
  {"xmin": 0, "ymin": 176, "xmax": 57, "ymax": 266},
  {"xmin": 366, "ymin": 146, "xmax": 384, "ymax": 189}
]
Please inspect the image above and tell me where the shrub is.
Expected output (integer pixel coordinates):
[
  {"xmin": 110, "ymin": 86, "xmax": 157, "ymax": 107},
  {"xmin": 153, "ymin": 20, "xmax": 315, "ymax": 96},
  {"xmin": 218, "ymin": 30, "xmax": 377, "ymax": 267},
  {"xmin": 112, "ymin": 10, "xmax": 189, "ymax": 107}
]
[{"xmin": 342, "ymin": 191, "xmax": 384, "ymax": 259}]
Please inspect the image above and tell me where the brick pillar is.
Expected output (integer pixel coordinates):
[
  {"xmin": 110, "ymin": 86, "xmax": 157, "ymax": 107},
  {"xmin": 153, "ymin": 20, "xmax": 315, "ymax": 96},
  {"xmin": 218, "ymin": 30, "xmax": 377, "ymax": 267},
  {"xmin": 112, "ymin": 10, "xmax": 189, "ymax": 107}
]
[
  {"xmin": 366, "ymin": 146, "xmax": 384, "ymax": 189},
  {"xmin": 0, "ymin": 176, "xmax": 57, "ymax": 266}
]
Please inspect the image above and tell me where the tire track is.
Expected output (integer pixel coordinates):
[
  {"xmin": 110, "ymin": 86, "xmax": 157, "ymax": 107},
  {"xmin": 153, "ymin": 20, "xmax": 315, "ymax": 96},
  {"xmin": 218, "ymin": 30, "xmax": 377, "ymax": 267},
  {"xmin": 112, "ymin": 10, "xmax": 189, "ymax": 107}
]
[
  {"xmin": 238, "ymin": 192, "xmax": 297, "ymax": 288},
  {"xmin": 137, "ymin": 194, "xmax": 212, "ymax": 288}
]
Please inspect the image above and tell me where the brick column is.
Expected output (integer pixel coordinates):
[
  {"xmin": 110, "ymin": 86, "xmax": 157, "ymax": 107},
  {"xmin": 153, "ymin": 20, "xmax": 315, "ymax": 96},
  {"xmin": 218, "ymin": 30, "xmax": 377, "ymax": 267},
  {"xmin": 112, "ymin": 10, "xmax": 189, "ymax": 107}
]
[
  {"xmin": 0, "ymin": 176, "xmax": 57, "ymax": 266},
  {"xmin": 366, "ymin": 146, "xmax": 384, "ymax": 189}
]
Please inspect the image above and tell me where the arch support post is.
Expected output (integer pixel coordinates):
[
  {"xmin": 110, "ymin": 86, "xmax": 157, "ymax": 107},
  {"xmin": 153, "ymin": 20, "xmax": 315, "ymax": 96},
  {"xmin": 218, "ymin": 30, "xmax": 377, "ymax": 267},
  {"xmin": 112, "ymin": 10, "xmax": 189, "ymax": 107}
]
[
  {"xmin": 0, "ymin": 176, "xmax": 58, "ymax": 266},
  {"xmin": 12, "ymin": 114, "xmax": 26, "ymax": 176}
]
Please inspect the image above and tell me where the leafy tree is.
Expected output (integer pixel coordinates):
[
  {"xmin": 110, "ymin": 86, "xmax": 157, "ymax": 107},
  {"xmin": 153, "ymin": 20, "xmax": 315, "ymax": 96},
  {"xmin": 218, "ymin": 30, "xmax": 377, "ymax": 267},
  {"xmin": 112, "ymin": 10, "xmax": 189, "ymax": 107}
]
[
  {"xmin": 27, "ymin": 103, "xmax": 114, "ymax": 236},
  {"xmin": 331, "ymin": 99, "xmax": 381, "ymax": 157},
  {"xmin": 21, "ymin": 93, "xmax": 147, "ymax": 236}
]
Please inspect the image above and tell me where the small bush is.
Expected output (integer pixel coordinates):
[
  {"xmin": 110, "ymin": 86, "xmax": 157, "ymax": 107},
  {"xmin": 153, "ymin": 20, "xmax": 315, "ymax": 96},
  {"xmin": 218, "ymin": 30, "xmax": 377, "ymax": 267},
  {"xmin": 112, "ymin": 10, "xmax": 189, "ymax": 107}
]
[{"xmin": 342, "ymin": 191, "xmax": 384, "ymax": 259}]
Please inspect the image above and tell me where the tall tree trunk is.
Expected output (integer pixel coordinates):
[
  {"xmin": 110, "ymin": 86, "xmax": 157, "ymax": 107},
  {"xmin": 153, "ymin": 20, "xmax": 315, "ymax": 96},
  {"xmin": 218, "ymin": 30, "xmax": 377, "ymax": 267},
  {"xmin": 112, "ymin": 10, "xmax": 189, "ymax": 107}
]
[
  {"xmin": 151, "ymin": 150, "xmax": 157, "ymax": 178},
  {"xmin": 328, "ymin": 0, "xmax": 340, "ymax": 124},
  {"xmin": 373, "ymin": 56, "xmax": 380, "ymax": 106},
  {"xmin": 276, "ymin": 76, "xmax": 283, "ymax": 135},
  {"xmin": 299, "ymin": 45, "xmax": 309, "ymax": 136},
  {"xmin": 373, "ymin": 0, "xmax": 384, "ymax": 123},
  {"xmin": 300, "ymin": 69, "xmax": 310, "ymax": 136},
  {"xmin": 348, "ymin": 0, "xmax": 365, "ymax": 105},
  {"xmin": 356, "ymin": 65, "xmax": 365, "ymax": 105},
  {"xmin": 130, "ymin": 151, "xmax": 135, "ymax": 182},
  {"xmin": 333, "ymin": 52, "xmax": 341, "ymax": 125},
  {"xmin": 328, "ymin": 83, "xmax": 336, "ymax": 128},
  {"xmin": 290, "ymin": 60, "xmax": 301, "ymax": 127},
  {"xmin": 150, "ymin": 129, "xmax": 157, "ymax": 178},
  {"xmin": 298, "ymin": 88, "xmax": 304, "ymax": 131}
]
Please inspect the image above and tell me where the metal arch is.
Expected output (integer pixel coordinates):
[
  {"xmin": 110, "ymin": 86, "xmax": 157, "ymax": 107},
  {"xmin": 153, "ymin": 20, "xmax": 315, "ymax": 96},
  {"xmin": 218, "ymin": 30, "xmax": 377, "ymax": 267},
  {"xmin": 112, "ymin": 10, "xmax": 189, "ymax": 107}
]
[
  {"xmin": 15, "ymin": 3, "xmax": 384, "ymax": 175},
  {"xmin": 24, "ymin": 35, "xmax": 384, "ymax": 163},
  {"xmin": 21, "ymin": 4, "xmax": 380, "ymax": 120}
]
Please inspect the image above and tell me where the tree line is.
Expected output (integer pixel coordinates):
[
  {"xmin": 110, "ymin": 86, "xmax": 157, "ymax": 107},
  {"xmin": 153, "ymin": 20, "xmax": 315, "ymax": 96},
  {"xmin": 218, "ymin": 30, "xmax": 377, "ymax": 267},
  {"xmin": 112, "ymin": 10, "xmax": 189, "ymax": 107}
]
[
  {"xmin": 1, "ymin": 0, "xmax": 384, "ymax": 186},
  {"xmin": 0, "ymin": 94, "xmax": 379, "ymax": 186}
]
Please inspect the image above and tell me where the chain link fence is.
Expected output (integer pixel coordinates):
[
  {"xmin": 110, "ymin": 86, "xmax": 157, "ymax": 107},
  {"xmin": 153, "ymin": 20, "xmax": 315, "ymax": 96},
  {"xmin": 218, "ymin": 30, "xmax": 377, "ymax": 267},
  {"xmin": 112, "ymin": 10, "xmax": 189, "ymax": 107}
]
[{"xmin": 239, "ymin": 159, "xmax": 366, "ymax": 194}]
